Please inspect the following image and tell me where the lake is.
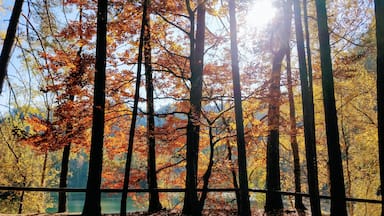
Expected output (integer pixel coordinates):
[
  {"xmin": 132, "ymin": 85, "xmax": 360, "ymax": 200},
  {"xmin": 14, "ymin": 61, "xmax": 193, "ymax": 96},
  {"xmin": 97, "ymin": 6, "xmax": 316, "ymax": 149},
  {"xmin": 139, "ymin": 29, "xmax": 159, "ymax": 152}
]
[{"xmin": 47, "ymin": 193, "xmax": 144, "ymax": 214}]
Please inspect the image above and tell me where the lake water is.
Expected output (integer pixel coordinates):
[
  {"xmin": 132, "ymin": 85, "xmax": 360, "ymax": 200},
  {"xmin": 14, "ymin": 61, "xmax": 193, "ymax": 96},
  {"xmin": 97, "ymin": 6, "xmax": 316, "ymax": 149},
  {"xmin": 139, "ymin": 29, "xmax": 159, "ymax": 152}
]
[{"xmin": 48, "ymin": 193, "xmax": 144, "ymax": 214}]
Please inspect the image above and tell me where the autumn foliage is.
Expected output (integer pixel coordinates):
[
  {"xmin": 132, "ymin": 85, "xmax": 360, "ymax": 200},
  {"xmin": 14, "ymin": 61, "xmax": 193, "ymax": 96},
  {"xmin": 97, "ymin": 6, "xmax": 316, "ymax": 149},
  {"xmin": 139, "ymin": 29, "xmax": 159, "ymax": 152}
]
[{"xmin": 0, "ymin": 0, "xmax": 382, "ymax": 215}]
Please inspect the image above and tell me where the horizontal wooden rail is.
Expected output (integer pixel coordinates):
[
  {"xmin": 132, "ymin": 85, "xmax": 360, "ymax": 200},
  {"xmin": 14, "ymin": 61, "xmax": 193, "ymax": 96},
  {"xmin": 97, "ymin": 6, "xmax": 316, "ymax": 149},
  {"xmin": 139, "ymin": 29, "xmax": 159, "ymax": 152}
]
[{"xmin": 0, "ymin": 186, "xmax": 381, "ymax": 204}]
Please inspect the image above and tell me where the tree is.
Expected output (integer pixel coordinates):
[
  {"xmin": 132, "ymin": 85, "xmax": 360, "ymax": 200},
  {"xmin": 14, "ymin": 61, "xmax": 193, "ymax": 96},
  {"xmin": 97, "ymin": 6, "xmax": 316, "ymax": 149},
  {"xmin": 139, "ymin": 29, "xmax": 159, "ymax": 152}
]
[
  {"xmin": 264, "ymin": 1, "xmax": 291, "ymax": 214},
  {"xmin": 228, "ymin": 0, "xmax": 251, "ymax": 215},
  {"xmin": 0, "ymin": 0, "xmax": 24, "ymax": 94},
  {"xmin": 303, "ymin": 0, "xmax": 313, "ymax": 94},
  {"xmin": 183, "ymin": 0, "xmax": 206, "ymax": 215},
  {"xmin": 0, "ymin": 111, "xmax": 54, "ymax": 213},
  {"xmin": 58, "ymin": 5, "xmax": 86, "ymax": 211},
  {"xmin": 143, "ymin": 0, "xmax": 163, "ymax": 213},
  {"xmin": 286, "ymin": 47, "xmax": 306, "ymax": 215},
  {"xmin": 82, "ymin": 0, "xmax": 108, "ymax": 214},
  {"xmin": 120, "ymin": 0, "xmax": 148, "ymax": 214},
  {"xmin": 292, "ymin": 0, "xmax": 321, "ymax": 214},
  {"xmin": 315, "ymin": 0, "xmax": 347, "ymax": 215},
  {"xmin": 375, "ymin": 0, "xmax": 384, "ymax": 215}
]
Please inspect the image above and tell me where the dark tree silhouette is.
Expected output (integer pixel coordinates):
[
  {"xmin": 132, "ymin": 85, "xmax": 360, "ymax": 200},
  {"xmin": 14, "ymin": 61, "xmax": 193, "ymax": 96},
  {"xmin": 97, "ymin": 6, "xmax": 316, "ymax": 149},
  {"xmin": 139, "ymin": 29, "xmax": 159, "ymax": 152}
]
[
  {"xmin": 58, "ymin": 8, "xmax": 85, "ymax": 212},
  {"xmin": 303, "ymin": 0, "xmax": 314, "ymax": 93},
  {"xmin": 81, "ymin": 0, "xmax": 107, "ymax": 215},
  {"xmin": 228, "ymin": 0, "xmax": 251, "ymax": 215},
  {"xmin": 293, "ymin": 0, "xmax": 321, "ymax": 214},
  {"xmin": 0, "ymin": 0, "xmax": 24, "ymax": 94},
  {"xmin": 375, "ymin": 1, "xmax": 384, "ymax": 215},
  {"xmin": 58, "ymin": 121, "xmax": 71, "ymax": 213},
  {"xmin": 120, "ymin": 1, "xmax": 148, "ymax": 214},
  {"xmin": 143, "ymin": 0, "xmax": 163, "ymax": 212},
  {"xmin": 286, "ymin": 47, "xmax": 306, "ymax": 215},
  {"xmin": 315, "ymin": 0, "xmax": 347, "ymax": 215},
  {"xmin": 183, "ymin": 0, "xmax": 205, "ymax": 215}
]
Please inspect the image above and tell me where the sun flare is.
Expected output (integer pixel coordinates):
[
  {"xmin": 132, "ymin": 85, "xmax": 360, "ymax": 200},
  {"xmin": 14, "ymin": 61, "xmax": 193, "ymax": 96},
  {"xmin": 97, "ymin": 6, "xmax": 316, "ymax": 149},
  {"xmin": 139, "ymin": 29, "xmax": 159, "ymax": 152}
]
[{"xmin": 245, "ymin": 0, "xmax": 277, "ymax": 30}]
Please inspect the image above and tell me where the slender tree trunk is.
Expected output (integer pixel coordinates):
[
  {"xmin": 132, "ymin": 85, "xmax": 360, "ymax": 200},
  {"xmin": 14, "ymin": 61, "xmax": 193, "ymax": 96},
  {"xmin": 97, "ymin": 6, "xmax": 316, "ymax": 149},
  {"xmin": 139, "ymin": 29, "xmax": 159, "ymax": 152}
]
[
  {"xmin": 197, "ymin": 123, "xmax": 215, "ymax": 212},
  {"xmin": 58, "ymin": 143, "xmax": 70, "ymax": 212},
  {"xmin": 0, "ymin": 0, "xmax": 24, "ymax": 94},
  {"xmin": 227, "ymin": 143, "xmax": 241, "ymax": 209},
  {"xmin": 183, "ymin": 1, "xmax": 205, "ymax": 215},
  {"xmin": 17, "ymin": 175, "xmax": 27, "ymax": 214},
  {"xmin": 143, "ymin": 0, "xmax": 163, "ymax": 213},
  {"xmin": 120, "ymin": 1, "xmax": 147, "ymax": 214},
  {"xmin": 41, "ymin": 152, "xmax": 48, "ymax": 186},
  {"xmin": 315, "ymin": 0, "xmax": 347, "ymax": 215},
  {"xmin": 59, "ymin": 7, "xmax": 84, "ymax": 211},
  {"xmin": 293, "ymin": 0, "xmax": 321, "ymax": 215},
  {"xmin": 286, "ymin": 48, "xmax": 306, "ymax": 214},
  {"xmin": 60, "ymin": 8, "xmax": 84, "ymax": 214},
  {"xmin": 228, "ymin": 0, "xmax": 251, "ymax": 215},
  {"xmin": 216, "ymin": 100, "xmax": 241, "ymax": 210},
  {"xmin": 375, "ymin": 1, "xmax": 384, "ymax": 215},
  {"xmin": 340, "ymin": 115, "xmax": 353, "ymax": 215},
  {"xmin": 223, "ymin": 117, "xmax": 241, "ymax": 210},
  {"xmin": 18, "ymin": 191, "xmax": 24, "ymax": 214},
  {"xmin": 81, "ymin": 0, "xmax": 107, "ymax": 215},
  {"xmin": 303, "ymin": 0, "xmax": 313, "ymax": 93}
]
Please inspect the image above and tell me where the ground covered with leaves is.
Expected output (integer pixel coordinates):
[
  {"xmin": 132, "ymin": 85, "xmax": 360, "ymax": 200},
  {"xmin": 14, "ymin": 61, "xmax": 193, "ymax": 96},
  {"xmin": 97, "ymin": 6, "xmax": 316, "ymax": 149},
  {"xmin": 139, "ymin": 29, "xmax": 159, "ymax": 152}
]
[{"xmin": 0, "ymin": 209, "xmax": 306, "ymax": 216}]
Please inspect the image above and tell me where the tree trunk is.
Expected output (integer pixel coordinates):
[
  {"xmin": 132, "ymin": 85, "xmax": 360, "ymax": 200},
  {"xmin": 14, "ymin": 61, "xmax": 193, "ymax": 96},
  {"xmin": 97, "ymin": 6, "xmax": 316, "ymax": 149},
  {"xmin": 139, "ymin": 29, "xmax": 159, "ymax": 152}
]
[
  {"xmin": 315, "ymin": 0, "xmax": 347, "ymax": 215},
  {"xmin": 265, "ymin": 1, "xmax": 293, "ymax": 214},
  {"xmin": 197, "ymin": 123, "xmax": 215, "ymax": 212},
  {"xmin": 227, "ymin": 141, "xmax": 241, "ymax": 210},
  {"xmin": 228, "ymin": 0, "xmax": 251, "ymax": 215},
  {"xmin": 58, "ymin": 143, "xmax": 70, "ymax": 212},
  {"xmin": 223, "ymin": 117, "xmax": 241, "ymax": 211},
  {"xmin": 59, "ymin": 7, "xmax": 84, "ymax": 211},
  {"xmin": 303, "ymin": 0, "xmax": 314, "ymax": 93},
  {"xmin": 0, "ymin": 0, "xmax": 24, "ymax": 94},
  {"xmin": 375, "ymin": 1, "xmax": 384, "ymax": 215},
  {"xmin": 340, "ymin": 115, "xmax": 353, "ymax": 215},
  {"xmin": 216, "ymin": 100, "xmax": 241, "ymax": 211},
  {"xmin": 81, "ymin": 0, "xmax": 107, "ymax": 215},
  {"xmin": 18, "ymin": 180, "xmax": 26, "ymax": 214},
  {"xmin": 293, "ymin": 0, "xmax": 321, "ymax": 215},
  {"xmin": 41, "ymin": 152, "xmax": 48, "ymax": 186},
  {"xmin": 120, "ymin": 1, "xmax": 147, "ymax": 214},
  {"xmin": 143, "ymin": 0, "xmax": 163, "ymax": 213},
  {"xmin": 183, "ymin": 1, "xmax": 205, "ymax": 215},
  {"xmin": 265, "ymin": 48, "xmax": 284, "ymax": 215},
  {"xmin": 286, "ymin": 48, "xmax": 306, "ymax": 214}
]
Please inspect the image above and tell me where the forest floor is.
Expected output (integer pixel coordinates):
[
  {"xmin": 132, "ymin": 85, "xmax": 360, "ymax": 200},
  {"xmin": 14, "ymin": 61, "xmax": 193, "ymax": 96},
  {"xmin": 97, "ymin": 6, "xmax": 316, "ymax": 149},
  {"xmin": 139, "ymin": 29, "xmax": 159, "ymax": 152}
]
[{"xmin": 0, "ymin": 209, "xmax": 306, "ymax": 216}]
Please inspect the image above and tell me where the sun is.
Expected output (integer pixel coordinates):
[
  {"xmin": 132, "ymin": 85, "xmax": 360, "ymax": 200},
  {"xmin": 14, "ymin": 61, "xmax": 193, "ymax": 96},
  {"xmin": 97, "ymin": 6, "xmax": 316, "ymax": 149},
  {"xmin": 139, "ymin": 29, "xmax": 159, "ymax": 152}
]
[{"xmin": 245, "ymin": 0, "xmax": 277, "ymax": 30}]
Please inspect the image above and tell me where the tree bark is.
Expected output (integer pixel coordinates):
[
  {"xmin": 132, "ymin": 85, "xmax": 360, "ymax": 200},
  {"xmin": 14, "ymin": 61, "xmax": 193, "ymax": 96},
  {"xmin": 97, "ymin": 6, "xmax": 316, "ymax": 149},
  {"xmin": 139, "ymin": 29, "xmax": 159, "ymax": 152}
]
[
  {"xmin": 223, "ymin": 116, "xmax": 241, "ymax": 211},
  {"xmin": 286, "ymin": 48, "xmax": 306, "ymax": 214},
  {"xmin": 228, "ymin": 0, "xmax": 251, "ymax": 215},
  {"xmin": 197, "ymin": 123, "xmax": 215, "ymax": 213},
  {"xmin": 81, "ymin": 0, "xmax": 107, "ymax": 215},
  {"xmin": 265, "ymin": 1, "xmax": 292, "ymax": 214},
  {"xmin": 143, "ymin": 0, "xmax": 163, "ymax": 213},
  {"xmin": 120, "ymin": 1, "xmax": 148, "ymax": 214},
  {"xmin": 375, "ymin": 0, "xmax": 384, "ymax": 215},
  {"xmin": 293, "ymin": 0, "xmax": 321, "ymax": 214},
  {"xmin": 315, "ymin": 0, "xmax": 347, "ymax": 215},
  {"xmin": 0, "ymin": 0, "xmax": 24, "ymax": 94},
  {"xmin": 303, "ymin": 0, "xmax": 313, "ymax": 93},
  {"xmin": 265, "ymin": 49, "xmax": 284, "ymax": 215},
  {"xmin": 58, "ymin": 143, "xmax": 70, "ymax": 212},
  {"xmin": 183, "ymin": 1, "xmax": 205, "ymax": 215},
  {"xmin": 59, "ymin": 7, "xmax": 84, "ymax": 212}
]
